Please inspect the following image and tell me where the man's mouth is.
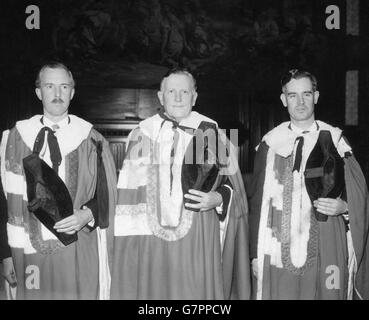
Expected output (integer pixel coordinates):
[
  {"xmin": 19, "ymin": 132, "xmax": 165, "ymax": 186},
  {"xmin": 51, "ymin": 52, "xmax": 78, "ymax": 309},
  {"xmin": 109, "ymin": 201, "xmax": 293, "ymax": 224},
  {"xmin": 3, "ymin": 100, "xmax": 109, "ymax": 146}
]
[
  {"xmin": 296, "ymin": 106, "xmax": 306, "ymax": 112},
  {"xmin": 52, "ymin": 99, "xmax": 64, "ymax": 104}
]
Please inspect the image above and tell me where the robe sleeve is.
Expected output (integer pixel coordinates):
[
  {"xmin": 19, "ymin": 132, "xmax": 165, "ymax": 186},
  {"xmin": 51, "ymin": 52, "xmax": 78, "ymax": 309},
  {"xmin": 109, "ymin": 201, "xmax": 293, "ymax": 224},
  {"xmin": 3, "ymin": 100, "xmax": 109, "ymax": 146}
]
[
  {"xmin": 0, "ymin": 170, "xmax": 11, "ymax": 261},
  {"xmin": 220, "ymin": 137, "xmax": 251, "ymax": 299},
  {"xmin": 248, "ymin": 141, "xmax": 269, "ymax": 260},
  {"xmin": 344, "ymin": 154, "xmax": 369, "ymax": 299},
  {"xmin": 215, "ymin": 179, "xmax": 233, "ymax": 221},
  {"xmin": 213, "ymin": 126, "xmax": 234, "ymax": 220},
  {"xmin": 83, "ymin": 132, "xmax": 117, "ymax": 231}
]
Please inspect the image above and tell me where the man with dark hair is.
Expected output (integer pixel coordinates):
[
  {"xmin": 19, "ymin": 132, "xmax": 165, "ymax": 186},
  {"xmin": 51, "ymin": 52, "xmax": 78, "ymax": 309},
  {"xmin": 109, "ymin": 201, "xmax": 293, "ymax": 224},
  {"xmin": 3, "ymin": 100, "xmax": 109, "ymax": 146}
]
[
  {"xmin": 0, "ymin": 62, "xmax": 117, "ymax": 299},
  {"xmin": 280, "ymin": 69, "xmax": 318, "ymax": 92},
  {"xmin": 249, "ymin": 69, "xmax": 369, "ymax": 299},
  {"xmin": 111, "ymin": 68, "xmax": 250, "ymax": 299}
]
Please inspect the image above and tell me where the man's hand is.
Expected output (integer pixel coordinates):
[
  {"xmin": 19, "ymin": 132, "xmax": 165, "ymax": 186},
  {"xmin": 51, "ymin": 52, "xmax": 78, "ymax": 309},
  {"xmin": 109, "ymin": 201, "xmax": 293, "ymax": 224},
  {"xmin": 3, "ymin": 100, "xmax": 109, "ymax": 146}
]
[
  {"xmin": 1, "ymin": 257, "xmax": 17, "ymax": 287},
  {"xmin": 251, "ymin": 258, "xmax": 258, "ymax": 278},
  {"xmin": 54, "ymin": 208, "xmax": 93, "ymax": 234},
  {"xmin": 184, "ymin": 189, "xmax": 222, "ymax": 212},
  {"xmin": 313, "ymin": 197, "xmax": 348, "ymax": 216}
]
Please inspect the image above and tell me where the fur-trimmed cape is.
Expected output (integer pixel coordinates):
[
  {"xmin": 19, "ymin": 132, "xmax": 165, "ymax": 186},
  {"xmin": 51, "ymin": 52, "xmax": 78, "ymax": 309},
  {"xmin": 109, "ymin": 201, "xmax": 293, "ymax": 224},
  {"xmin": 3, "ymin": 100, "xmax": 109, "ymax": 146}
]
[
  {"xmin": 249, "ymin": 121, "xmax": 369, "ymax": 299},
  {"xmin": 0, "ymin": 115, "xmax": 117, "ymax": 300},
  {"xmin": 111, "ymin": 111, "xmax": 250, "ymax": 299}
]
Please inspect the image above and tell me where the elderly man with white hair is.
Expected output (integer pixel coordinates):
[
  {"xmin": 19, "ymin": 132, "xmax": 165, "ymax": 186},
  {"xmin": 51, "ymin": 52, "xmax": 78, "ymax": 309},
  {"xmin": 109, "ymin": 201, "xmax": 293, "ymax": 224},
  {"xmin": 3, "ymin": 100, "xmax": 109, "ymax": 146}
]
[{"xmin": 111, "ymin": 68, "xmax": 250, "ymax": 300}]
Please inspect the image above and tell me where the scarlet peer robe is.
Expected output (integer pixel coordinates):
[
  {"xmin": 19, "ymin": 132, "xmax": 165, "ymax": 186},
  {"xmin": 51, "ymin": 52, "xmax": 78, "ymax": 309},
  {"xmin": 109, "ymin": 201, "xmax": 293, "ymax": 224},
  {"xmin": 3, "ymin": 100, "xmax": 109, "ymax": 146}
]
[
  {"xmin": 0, "ymin": 115, "xmax": 117, "ymax": 300},
  {"xmin": 249, "ymin": 121, "xmax": 369, "ymax": 300},
  {"xmin": 111, "ymin": 111, "xmax": 250, "ymax": 299}
]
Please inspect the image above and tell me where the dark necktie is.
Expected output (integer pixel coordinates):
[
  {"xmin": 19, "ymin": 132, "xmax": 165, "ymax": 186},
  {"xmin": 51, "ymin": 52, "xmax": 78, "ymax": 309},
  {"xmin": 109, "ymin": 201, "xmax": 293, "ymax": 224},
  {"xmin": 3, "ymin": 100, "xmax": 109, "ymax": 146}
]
[
  {"xmin": 158, "ymin": 111, "xmax": 195, "ymax": 132},
  {"xmin": 158, "ymin": 112, "xmax": 183, "ymax": 193},
  {"xmin": 293, "ymin": 137, "xmax": 304, "ymax": 172},
  {"xmin": 292, "ymin": 131, "xmax": 309, "ymax": 172},
  {"xmin": 33, "ymin": 127, "xmax": 62, "ymax": 173}
]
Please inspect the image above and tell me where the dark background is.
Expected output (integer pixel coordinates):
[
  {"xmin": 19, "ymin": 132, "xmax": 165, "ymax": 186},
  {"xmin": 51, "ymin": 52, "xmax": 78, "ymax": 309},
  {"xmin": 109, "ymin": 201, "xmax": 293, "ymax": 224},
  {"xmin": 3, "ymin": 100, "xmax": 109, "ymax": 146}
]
[{"xmin": 0, "ymin": 0, "xmax": 368, "ymax": 179}]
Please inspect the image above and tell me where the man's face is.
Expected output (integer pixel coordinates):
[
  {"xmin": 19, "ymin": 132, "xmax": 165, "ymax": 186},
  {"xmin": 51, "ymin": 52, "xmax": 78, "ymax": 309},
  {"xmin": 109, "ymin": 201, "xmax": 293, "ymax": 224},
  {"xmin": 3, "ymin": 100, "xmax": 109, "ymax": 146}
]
[
  {"xmin": 157, "ymin": 73, "xmax": 198, "ymax": 122},
  {"xmin": 280, "ymin": 77, "xmax": 319, "ymax": 125},
  {"xmin": 35, "ymin": 67, "xmax": 75, "ymax": 120}
]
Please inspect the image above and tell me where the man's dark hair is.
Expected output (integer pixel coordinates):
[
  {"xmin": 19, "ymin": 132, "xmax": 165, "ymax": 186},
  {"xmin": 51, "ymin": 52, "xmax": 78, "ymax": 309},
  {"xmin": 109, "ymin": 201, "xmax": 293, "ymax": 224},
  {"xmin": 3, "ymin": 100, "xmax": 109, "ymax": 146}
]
[
  {"xmin": 160, "ymin": 67, "xmax": 197, "ymax": 91},
  {"xmin": 281, "ymin": 69, "xmax": 318, "ymax": 92},
  {"xmin": 35, "ymin": 62, "xmax": 75, "ymax": 88}
]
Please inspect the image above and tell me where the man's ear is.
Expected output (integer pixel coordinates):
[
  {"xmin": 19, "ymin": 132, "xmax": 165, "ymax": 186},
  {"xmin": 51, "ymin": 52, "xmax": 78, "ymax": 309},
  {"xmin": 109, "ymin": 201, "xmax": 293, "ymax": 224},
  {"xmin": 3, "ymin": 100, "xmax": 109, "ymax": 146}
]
[
  {"xmin": 35, "ymin": 88, "xmax": 42, "ymax": 101},
  {"xmin": 313, "ymin": 90, "xmax": 319, "ymax": 104},
  {"xmin": 70, "ymin": 88, "xmax": 75, "ymax": 100},
  {"xmin": 157, "ymin": 91, "xmax": 164, "ymax": 105},
  {"xmin": 192, "ymin": 91, "xmax": 198, "ymax": 106},
  {"xmin": 280, "ymin": 93, "xmax": 287, "ymax": 107}
]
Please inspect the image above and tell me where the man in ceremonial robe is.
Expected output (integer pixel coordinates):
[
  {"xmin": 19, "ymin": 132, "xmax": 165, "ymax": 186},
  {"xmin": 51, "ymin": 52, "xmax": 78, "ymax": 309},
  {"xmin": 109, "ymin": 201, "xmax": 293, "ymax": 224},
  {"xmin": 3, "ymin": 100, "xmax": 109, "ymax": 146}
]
[
  {"xmin": 1, "ymin": 174, "xmax": 17, "ymax": 296},
  {"xmin": 249, "ymin": 69, "xmax": 369, "ymax": 299},
  {"xmin": 111, "ymin": 69, "xmax": 250, "ymax": 299},
  {"xmin": 0, "ymin": 62, "xmax": 117, "ymax": 299}
]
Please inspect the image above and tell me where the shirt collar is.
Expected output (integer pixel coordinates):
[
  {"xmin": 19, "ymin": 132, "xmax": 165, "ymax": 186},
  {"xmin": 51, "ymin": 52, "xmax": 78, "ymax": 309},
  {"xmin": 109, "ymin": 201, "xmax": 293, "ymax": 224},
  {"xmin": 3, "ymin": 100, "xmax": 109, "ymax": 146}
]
[
  {"xmin": 289, "ymin": 121, "xmax": 319, "ymax": 135},
  {"xmin": 41, "ymin": 116, "xmax": 70, "ymax": 129}
]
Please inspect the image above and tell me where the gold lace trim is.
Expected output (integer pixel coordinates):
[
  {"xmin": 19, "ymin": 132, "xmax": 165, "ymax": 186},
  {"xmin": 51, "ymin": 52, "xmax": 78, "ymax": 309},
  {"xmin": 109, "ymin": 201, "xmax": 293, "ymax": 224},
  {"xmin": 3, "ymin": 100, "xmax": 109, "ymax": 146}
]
[
  {"xmin": 281, "ymin": 155, "xmax": 318, "ymax": 275},
  {"xmin": 116, "ymin": 203, "xmax": 147, "ymax": 216},
  {"xmin": 146, "ymin": 163, "xmax": 193, "ymax": 241}
]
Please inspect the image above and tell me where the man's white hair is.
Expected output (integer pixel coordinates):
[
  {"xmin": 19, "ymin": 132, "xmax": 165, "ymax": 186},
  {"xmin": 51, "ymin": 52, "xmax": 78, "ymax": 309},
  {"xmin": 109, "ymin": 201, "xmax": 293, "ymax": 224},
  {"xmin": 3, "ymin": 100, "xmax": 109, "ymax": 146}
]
[{"xmin": 160, "ymin": 69, "xmax": 197, "ymax": 92}]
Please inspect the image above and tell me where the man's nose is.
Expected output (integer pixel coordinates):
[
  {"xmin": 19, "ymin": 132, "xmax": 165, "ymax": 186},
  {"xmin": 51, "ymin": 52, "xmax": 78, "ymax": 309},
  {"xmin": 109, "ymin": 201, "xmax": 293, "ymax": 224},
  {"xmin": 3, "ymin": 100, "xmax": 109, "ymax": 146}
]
[
  {"xmin": 54, "ymin": 86, "xmax": 61, "ymax": 97},
  {"xmin": 174, "ymin": 92, "xmax": 182, "ymax": 102},
  {"xmin": 297, "ymin": 94, "xmax": 304, "ymax": 105}
]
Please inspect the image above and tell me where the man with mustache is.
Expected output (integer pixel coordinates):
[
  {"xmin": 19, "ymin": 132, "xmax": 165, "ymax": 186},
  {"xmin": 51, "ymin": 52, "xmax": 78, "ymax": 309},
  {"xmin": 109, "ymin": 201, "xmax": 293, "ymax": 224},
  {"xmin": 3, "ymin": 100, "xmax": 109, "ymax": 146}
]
[
  {"xmin": 249, "ymin": 69, "xmax": 369, "ymax": 299},
  {"xmin": 0, "ymin": 62, "xmax": 117, "ymax": 299}
]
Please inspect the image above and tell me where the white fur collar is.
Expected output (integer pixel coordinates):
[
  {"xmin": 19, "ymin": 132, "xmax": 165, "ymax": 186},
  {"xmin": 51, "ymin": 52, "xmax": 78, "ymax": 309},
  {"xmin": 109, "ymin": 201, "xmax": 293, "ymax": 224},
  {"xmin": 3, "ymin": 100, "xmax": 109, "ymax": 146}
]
[
  {"xmin": 262, "ymin": 120, "xmax": 351, "ymax": 157},
  {"xmin": 137, "ymin": 111, "xmax": 217, "ymax": 228},
  {"xmin": 16, "ymin": 115, "xmax": 93, "ymax": 156}
]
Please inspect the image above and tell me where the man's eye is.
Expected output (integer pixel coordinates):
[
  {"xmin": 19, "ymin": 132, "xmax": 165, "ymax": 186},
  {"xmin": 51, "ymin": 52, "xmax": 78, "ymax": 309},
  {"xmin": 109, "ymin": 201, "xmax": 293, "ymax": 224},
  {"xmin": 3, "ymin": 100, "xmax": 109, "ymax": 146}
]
[
  {"xmin": 46, "ymin": 85, "xmax": 53, "ymax": 89},
  {"xmin": 182, "ymin": 90, "xmax": 189, "ymax": 94},
  {"xmin": 304, "ymin": 93, "xmax": 312, "ymax": 97},
  {"xmin": 62, "ymin": 85, "xmax": 69, "ymax": 90}
]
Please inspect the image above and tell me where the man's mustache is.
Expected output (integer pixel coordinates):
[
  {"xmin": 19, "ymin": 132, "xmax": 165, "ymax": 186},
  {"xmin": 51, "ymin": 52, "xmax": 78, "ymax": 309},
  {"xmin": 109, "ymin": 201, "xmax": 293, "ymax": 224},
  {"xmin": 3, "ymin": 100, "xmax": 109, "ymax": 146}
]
[{"xmin": 52, "ymin": 98, "xmax": 64, "ymax": 103}]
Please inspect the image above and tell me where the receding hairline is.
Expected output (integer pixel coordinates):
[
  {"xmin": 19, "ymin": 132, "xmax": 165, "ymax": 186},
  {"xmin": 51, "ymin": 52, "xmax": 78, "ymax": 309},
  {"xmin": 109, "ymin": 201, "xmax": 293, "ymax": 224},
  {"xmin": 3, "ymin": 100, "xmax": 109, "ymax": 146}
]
[
  {"xmin": 36, "ymin": 64, "xmax": 75, "ymax": 88},
  {"xmin": 160, "ymin": 72, "xmax": 197, "ymax": 92}
]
